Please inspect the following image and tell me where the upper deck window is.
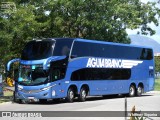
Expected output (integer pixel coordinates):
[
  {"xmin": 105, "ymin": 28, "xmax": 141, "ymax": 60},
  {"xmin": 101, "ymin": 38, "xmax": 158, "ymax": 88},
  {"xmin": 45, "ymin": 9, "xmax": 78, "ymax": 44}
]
[{"xmin": 71, "ymin": 41, "xmax": 153, "ymax": 60}]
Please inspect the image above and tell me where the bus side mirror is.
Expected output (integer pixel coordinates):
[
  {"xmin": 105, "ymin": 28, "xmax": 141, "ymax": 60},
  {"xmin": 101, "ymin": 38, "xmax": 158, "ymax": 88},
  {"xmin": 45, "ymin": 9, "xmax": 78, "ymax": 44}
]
[{"xmin": 70, "ymin": 55, "xmax": 77, "ymax": 59}]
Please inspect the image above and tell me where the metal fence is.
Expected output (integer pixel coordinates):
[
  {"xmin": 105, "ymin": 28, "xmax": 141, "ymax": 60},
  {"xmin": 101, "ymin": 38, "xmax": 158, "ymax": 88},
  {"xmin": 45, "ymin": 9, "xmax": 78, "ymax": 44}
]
[{"xmin": 155, "ymin": 72, "xmax": 160, "ymax": 79}]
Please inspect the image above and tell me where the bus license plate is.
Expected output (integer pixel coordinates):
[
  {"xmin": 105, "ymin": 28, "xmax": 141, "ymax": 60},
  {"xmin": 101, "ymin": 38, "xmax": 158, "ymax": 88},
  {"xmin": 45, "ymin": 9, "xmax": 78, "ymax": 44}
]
[{"xmin": 28, "ymin": 97, "xmax": 34, "ymax": 99}]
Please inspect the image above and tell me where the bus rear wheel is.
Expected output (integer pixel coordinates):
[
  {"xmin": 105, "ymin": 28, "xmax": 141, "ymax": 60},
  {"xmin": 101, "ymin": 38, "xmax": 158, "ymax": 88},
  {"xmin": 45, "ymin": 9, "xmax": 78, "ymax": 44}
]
[
  {"xmin": 129, "ymin": 85, "xmax": 136, "ymax": 97},
  {"xmin": 66, "ymin": 88, "xmax": 75, "ymax": 103},
  {"xmin": 137, "ymin": 85, "xmax": 143, "ymax": 96},
  {"xmin": 79, "ymin": 87, "xmax": 87, "ymax": 102}
]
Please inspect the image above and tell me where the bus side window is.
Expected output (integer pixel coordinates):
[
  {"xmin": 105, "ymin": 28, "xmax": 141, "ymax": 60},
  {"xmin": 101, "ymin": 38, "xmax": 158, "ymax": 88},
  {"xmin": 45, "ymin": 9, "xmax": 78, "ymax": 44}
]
[
  {"xmin": 61, "ymin": 46, "xmax": 70, "ymax": 56},
  {"xmin": 146, "ymin": 49, "xmax": 153, "ymax": 60},
  {"xmin": 52, "ymin": 69, "xmax": 60, "ymax": 80}
]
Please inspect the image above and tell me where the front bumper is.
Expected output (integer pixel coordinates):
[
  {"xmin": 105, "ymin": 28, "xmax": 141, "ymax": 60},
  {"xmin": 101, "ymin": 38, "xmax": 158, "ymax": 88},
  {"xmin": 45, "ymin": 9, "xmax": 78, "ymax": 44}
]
[{"xmin": 15, "ymin": 88, "xmax": 56, "ymax": 100}]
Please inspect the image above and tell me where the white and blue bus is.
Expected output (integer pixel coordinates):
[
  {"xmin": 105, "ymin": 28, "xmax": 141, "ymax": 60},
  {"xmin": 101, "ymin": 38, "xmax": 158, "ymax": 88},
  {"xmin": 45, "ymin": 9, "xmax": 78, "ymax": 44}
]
[{"xmin": 7, "ymin": 38, "xmax": 155, "ymax": 103}]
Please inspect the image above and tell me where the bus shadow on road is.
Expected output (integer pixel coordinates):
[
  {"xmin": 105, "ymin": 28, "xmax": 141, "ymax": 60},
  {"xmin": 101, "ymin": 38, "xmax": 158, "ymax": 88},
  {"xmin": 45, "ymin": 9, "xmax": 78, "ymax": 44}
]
[
  {"xmin": 86, "ymin": 94, "xmax": 153, "ymax": 102},
  {"xmin": 21, "ymin": 94, "xmax": 153, "ymax": 105}
]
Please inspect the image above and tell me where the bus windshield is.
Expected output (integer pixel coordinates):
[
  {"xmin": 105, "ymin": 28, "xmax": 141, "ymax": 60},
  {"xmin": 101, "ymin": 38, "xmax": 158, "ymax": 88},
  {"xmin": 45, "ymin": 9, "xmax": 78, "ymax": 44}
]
[
  {"xmin": 21, "ymin": 39, "xmax": 73, "ymax": 60},
  {"xmin": 21, "ymin": 40, "xmax": 55, "ymax": 60},
  {"xmin": 18, "ymin": 65, "xmax": 49, "ymax": 86}
]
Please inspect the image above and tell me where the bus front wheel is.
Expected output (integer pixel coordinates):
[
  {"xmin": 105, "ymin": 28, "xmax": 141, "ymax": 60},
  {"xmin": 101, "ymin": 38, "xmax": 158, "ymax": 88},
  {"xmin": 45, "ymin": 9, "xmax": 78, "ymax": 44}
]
[
  {"xmin": 79, "ymin": 87, "xmax": 87, "ymax": 102},
  {"xmin": 39, "ymin": 99, "xmax": 47, "ymax": 103},
  {"xmin": 129, "ymin": 85, "xmax": 136, "ymax": 97},
  {"xmin": 66, "ymin": 88, "xmax": 75, "ymax": 103}
]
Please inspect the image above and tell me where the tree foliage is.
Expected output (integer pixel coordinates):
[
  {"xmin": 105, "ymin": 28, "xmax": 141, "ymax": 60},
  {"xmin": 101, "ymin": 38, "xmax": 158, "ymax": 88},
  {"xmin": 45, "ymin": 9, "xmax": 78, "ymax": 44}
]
[
  {"xmin": 0, "ymin": 0, "xmax": 160, "ymax": 73},
  {"xmin": 155, "ymin": 56, "xmax": 160, "ymax": 72}
]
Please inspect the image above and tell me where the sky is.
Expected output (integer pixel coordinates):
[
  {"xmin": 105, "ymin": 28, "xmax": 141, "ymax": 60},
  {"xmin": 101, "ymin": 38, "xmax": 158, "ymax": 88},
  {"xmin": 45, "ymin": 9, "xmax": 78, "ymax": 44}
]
[{"xmin": 127, "ymin": 0, "xmax": 160, "ymax": 44}]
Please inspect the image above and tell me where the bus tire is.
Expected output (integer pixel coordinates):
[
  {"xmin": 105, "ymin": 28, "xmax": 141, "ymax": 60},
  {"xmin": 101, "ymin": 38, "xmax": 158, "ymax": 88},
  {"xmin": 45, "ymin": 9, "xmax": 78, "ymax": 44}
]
[
  {"xmin": 53, "ymin": 98, "xmax": 61, "ymax": 103},
  {"xmin": 17, "ymin": 99, "xmax": 26, "ymax": 104},
  {"xmin": 79, "ymin": 87, "xmax": 87, "ymax": 102},
  {"xmin": 17, "ymin": 99, "xmax": 22, "ymax": 104},
  {"xmin": 39, "ymin": 99, "xmax": 47, "ymax": 103},
  {"xmin": 66, "ymin": 87, "xmax": 75, "ymax": 103},
  {"xmin": 129, "ymin": 85, "xmax": 136, "ymax": 97},
  {"xmin": 13, "ymin": 91, "xmax": 16, "ymax": 102},
  {"xmin": 137, "ymin": 85, "xmax": 143, "ymax": 96}
]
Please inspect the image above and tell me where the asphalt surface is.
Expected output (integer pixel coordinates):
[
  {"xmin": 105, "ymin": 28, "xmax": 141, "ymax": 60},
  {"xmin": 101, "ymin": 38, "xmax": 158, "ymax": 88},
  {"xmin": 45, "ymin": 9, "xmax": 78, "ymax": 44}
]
[{"xmin": 0, "ymin": 91, "xmax": 160, "ymax": 120}]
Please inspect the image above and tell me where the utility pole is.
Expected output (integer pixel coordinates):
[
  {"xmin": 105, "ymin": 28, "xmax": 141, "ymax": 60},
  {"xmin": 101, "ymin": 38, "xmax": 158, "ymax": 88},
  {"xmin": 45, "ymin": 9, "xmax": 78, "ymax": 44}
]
[{"xmin": 125, "ymin": 97, "xmax": 127, "ymax": 120}]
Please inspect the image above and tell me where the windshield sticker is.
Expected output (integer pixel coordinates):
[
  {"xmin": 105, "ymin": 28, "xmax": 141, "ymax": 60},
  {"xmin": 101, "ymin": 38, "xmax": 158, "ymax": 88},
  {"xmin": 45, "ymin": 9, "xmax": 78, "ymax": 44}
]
[
  {"xmin": 18, "ymin": 77, "xmax": 23, "ymax": 81},
  {"xmin": 32, "ymin": 65, "xmax": 36, "ymax": 70}
]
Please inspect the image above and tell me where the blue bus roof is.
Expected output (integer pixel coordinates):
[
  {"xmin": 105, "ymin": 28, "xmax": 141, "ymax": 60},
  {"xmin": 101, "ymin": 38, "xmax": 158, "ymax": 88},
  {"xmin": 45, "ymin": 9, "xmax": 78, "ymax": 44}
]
[
  {"xmin": 46, "ymin": 38, "xmax": 74, "ymax": 41},
  {"xmin": 35, "ymin": 38, "xmax": 153, "ymax": 50},
  {"xmin": 31, "ymin": 38, "xmax": 74, "ymax": 42},
  {"xmin": 74, "ymin": 38, "xmax": 153, "ymax": 50}
]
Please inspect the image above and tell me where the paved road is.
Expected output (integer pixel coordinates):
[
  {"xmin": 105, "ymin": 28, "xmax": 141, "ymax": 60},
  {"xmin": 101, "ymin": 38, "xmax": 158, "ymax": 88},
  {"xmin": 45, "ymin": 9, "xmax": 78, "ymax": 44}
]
[{"xmin": 0, "ymin": 91, "xmax": 160, "ymax": 120}]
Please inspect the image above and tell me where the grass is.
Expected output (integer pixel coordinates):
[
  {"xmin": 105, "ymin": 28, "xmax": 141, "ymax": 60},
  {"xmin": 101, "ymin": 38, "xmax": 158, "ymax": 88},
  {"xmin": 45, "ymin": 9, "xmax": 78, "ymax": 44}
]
[
  {"xmin": 155, "ymin": 79, "xmax": 160, "ymax": 91},
  {"xmin": 0, "ymin": 88, "xmax": 13, "ymax": 104}
]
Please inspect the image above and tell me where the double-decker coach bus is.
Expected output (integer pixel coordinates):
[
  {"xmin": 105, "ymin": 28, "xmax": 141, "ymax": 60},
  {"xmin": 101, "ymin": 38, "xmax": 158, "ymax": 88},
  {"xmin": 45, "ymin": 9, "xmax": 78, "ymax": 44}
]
[{"xmin": 7, "ymin": 38, "xmax": 155, "ymax": 103}]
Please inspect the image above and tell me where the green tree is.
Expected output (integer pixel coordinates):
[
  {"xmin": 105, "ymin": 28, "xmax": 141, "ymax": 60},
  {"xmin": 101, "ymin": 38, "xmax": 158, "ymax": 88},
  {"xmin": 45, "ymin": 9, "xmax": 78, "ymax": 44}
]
[
  {"xmin": 155, "ymin": 56, "xmax": 160, "ymax": 72},
  {"xmin": 0, "ymin": 0, "xmax": 160, "ymax": 75},
  {"xmin": 48, "ymin": 0, "xmax": 160, "ymax": 43},
  {"xmin": 0, "ymin": 1, "xmax": 45, "ymax": 74}
]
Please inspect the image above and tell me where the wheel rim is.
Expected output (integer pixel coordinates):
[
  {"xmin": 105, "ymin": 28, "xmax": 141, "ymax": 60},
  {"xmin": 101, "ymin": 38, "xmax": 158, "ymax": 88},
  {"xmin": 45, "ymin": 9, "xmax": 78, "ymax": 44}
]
[
  {"xmin": 69, "ymin": 90, "xmax": 74, "ymax": 100},
  {"xmin": 138, "ymin": 86, "xmax": 142, "ymax": 94},
  {"xmin": 81, "ymin": 90, "xmax": 86, "ymax": 99},
  {"xmin": 130, "ymin": 86, "xmax": 135, "ymax": 96}
]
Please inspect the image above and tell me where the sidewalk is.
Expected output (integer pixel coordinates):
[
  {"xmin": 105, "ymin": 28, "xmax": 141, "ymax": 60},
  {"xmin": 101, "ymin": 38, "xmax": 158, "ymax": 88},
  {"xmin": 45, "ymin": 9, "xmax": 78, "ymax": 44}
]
[
  {"xmin": 0, "ymin": 86, "xmax": 13, "ymax": 104},
  {"xmin": 147, "ymin": 91, "xmax": 160, "ymax": 94}
]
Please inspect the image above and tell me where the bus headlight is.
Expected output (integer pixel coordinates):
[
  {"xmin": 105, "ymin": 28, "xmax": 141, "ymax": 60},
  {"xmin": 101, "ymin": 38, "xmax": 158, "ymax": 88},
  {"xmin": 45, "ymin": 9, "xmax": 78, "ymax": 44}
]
[
  {"xmin": 40, "ymin": 86, "xmax": 52, "ymax": 91},
  {"xmin": 18, "ymin": 85, "xmax": 23, "ymax": 91},
  {"xmin": 40, "ymin": 84, "xmax": 57, "ymax": 91}
]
